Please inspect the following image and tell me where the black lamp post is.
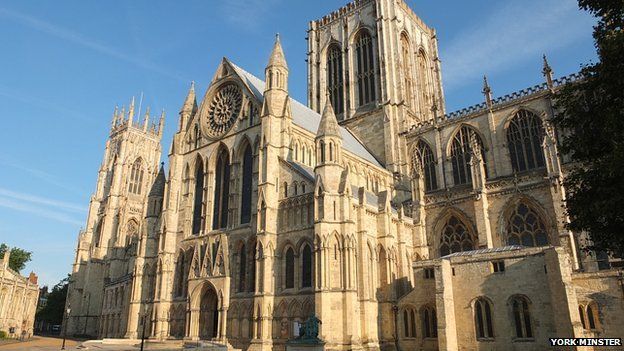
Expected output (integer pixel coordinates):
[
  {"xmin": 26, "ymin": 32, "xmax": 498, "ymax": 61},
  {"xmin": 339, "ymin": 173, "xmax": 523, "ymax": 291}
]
[
  {"xmin": 140, "ymin": 314, "xmax": 147, "ymax": 351},
  {"xmin": 61, "ymin": 305, "xmax": 71, "ymax": 350}
]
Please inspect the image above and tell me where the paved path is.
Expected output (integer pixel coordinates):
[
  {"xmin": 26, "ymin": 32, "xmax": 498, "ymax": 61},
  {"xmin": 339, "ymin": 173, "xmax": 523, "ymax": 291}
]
[{"xmin": 0, "ymin": 335, "xmax": 80, "ymax": 350}]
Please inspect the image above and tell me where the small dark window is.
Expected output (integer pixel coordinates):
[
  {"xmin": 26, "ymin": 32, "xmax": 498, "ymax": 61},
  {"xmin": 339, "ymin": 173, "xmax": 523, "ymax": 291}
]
[
  {"xmin": 492, "ymin": 261, "xmax": 505, "ymax": 273},
  {"xmin": 424, "ymin": 268, "xmax": 435, "ymax": 279}
]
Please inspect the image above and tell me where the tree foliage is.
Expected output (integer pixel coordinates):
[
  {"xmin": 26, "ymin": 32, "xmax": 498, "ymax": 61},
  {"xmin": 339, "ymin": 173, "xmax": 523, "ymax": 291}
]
[
  {"xmin": 553, "ymin": 0, "xmax": 624, "ymax": 256},
  {"xmin": 0, "ymin": 243, "xmax": 33, "ymax": 273},
  {"xmin": 36, "ymin": 276, "xmax": 69, "ymax": 325}
]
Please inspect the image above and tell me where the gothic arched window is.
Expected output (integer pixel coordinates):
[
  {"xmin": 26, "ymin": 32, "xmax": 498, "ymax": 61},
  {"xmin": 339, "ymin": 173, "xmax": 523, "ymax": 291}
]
[
  {"xmin": 238, "ymin": 244, "xmax": 246, "ymax": 292},
  {"xmin": 507, "ymin": 110, "xmax": 546, "ymax": 173},
  {"xmin": 422, "ymin": 305, "xmax": 438, "ymax": 338},
  {"xmin": 192, "ymin": 159, "xmax": 204, "ymax": 234},
  {"xmin": 511, "ymin": 296, "xmax": 533, "ymax": 338},
  {"xmin": 417, "ymin": 50, "xmax": 432, "ymax": 118},
  {"xmin": 450, "ymin": 126, "xmax": 487, "ymax": 186},
  {"xmin": 584, "ymin": 302, "xmax": 600, "ymax": 330},
  {"xmin": 474, "ymin": 298, "xmax": 494, "ymax": 339},
  {"xmin": 327, "ymin": 44, "xmax": 344, "ymax": 115},
  {"xmin": 439, "ymin": 215, "xmax": 475, "ymax": 256},
  {"xmin": 355, "ymin": 29, "xmax": 376, "ymax": 106},
  {"xmin": 128, "ymin": 159, "xmax": 144, "ymax": 195},
  {"xmin": 413, "ymin": 140, "xmax": 437, "ymax": 191},
  {"xmin": 400, "ymin": 33, "xmax": 413, "ymax": 109},
  {"xmin": 194, "ymin": 124, "xmax": 200, "ymax": 149},
  {"xmin": 285, "ymin": 247, "xmax": 295, "ymax": 289},
  {"xmin": 175, "ymin": 252, "xmax": 185, "ymax": 297},
  {"xmin": 402, "ymin": 307, "xmax": 417, "ymax": 338},
  {"xmin": 302, "ymin": 244, "xmax": 312, "ymax": 288},
  {"xmin": 212, "ymin": 148, "xmax": 230, "ymax": 229},
  {"xmin": 505, "ymin": 203, "xmax": 549, "ymax": 247},
  {"xmin": 240, "ymin": 144, "xmax": 253, "ymax": 224}
]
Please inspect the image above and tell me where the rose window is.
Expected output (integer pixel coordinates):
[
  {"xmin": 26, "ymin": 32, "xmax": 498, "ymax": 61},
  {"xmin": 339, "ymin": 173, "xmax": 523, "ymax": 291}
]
[{"xmin": 205, "ymin": 84, "xmax": 242, "ymax": 138}]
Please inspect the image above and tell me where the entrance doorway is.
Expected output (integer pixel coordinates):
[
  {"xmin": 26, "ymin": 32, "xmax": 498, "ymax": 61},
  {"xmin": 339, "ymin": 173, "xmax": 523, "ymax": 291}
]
[{"xmin": 199, "ymin": 284, "xmax": 219, "ymax": 339}]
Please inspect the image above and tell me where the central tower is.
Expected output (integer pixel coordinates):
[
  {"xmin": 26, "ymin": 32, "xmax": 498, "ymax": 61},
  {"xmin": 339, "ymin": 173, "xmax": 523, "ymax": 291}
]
[{"xmin": 307, "ymin": 0, "xmax": 445, "ymax": 176}]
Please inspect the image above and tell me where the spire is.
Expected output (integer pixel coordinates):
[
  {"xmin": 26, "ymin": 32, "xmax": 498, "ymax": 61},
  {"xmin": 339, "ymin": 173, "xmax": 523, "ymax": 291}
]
[
  {"xmin": 268, "ymin": 33, "xmax": 287, "ymax": 69},
  {"xmin": 128, "ymin": 96, "xmax": 136, "ymax": 125},
  {"xmin": 181, "ymin": 81, "xmax": 196, "ymax": 113},
  {"xmin": 542, "ymin": 54, "xmax": 554, "ymax": 89},
  {"xmin": 179, "ymin": 81, "xmax": 197, "ymax": 132},
  {"xmin": 158, "ymin": 109, "xmax": 165, "ymax": 137},
  {"xmin": 317, "ymin": 93, "xmax": 341, "ymax": 138},
  {"xmin": 143, "ymin": 107, "xmax": 150, "ymax": 132},
  {"xmin": 111, "ymin": 105, "xmax": 119, "ymax": 128},
  {"xmin": 482, "ymin": 75, "xmax": 493, "ymax": 108}
]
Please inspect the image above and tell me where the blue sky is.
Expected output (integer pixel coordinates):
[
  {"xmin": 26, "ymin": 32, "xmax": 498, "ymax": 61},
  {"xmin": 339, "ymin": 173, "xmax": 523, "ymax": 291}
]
[{"xmin": 0, "ymin": 0, "xmax": 597, "ymax": 287}]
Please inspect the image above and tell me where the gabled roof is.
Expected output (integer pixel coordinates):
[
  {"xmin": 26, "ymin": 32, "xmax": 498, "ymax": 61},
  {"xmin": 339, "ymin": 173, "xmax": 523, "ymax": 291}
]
[{"xmin": 227, "ymin": 59, "xmax": 382, "ymax": 167}]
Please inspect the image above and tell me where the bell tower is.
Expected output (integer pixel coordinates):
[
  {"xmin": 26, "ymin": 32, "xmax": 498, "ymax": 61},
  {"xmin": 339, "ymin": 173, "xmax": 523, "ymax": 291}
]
[
  {"xmin": 67, "ymin": 98, "xmax": 164, "ymax": 337},
  {"xmin": 307, "ymin": 0, "xmax": 445, "ymax": 176}
]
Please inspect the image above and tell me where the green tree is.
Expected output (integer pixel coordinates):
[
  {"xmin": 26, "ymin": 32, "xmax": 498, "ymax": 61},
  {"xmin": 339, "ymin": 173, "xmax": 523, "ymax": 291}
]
[
  {"xmin": 0, "ymin": 243, "xmax": 33, "ymax": 273},
  {"xmin": 553, "ymin": 1, "xmax": 624, "ymax": 256},
  {"xmin": 35, "ymin": 276, "xmax": 69, "ymax": 326}
]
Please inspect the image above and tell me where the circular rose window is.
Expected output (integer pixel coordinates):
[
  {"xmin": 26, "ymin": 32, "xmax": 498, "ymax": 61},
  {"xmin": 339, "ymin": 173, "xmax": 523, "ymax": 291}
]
[{"xmin": 205, "ymin": 83, "xmax": 242, "ymax": 138}]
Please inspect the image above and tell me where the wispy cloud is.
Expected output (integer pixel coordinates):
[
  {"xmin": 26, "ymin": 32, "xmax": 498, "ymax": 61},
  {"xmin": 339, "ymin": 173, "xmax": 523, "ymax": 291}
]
[
  {"xmin": 219, "ymin": 0, "xmax": 281, "ymax": 30},
  {"xmin": 0, "ymin": 157, "xmax": 87, "ymax": 196},
  {"xmin": 0, "ymin": 188, "xmax": 85, "ymax": 214},
  {"xmin": 0, "ymin": 85, "xmax": 95, "ymax": 124},
  {"xmin": 0, "ymin": 196, "xmax": 83, "ymax": 226},
  {"xmin": 0, "ymin": 7, "xmax": 187, "ymax": 82},
  {"xmin": 440, "ymin": 0, "xmax": 595, "ymax": 91}
]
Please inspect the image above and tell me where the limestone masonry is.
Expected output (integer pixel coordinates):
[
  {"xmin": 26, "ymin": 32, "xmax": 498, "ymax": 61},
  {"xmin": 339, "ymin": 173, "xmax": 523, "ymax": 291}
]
[{"xmin": 66, "ymin": 0, "xmax": 624, "ymax": 350}]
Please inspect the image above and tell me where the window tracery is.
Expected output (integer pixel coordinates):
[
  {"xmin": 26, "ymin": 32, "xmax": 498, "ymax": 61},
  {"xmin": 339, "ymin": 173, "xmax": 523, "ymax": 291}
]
[
  {"xmin": 439, "ymin": 215, "xmax": 475, "ymax": 256},
  {"xmin": 505, "ymin": 203, "xmax": 549, "ymax": 247}
]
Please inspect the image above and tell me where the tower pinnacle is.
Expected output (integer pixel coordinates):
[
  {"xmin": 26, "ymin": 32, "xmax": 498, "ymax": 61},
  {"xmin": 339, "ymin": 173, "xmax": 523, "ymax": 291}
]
[
  {"xmin": 317, "ymin": 95, "xmax": 341, "ymax": 138},
  {"xmin": 268, "ymin": 33, "xmax": 287, "ymax": 69}
]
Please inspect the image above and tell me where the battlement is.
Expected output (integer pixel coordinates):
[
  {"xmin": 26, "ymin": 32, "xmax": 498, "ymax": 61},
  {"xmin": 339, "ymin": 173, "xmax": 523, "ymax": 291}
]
[
  {"xmin": 311, "ymin": 0, "xmax": 373, "ymax": 27},
  {"xmin": 405, "ymin": 71, "xmax": 584, "ymax": 134}
]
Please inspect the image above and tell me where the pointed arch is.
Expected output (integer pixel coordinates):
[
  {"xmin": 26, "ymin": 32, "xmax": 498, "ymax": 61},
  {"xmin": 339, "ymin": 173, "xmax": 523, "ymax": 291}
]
[
  {"xmin": 434, "ymin": 208, "xmax": 477, "ymax": 257},
  {"xmin": 448, "ymin": 125, "xmax": 488, "ymax": 185},
  {"xmin": 212, "ymin": 145, "xmax": 230, "ymax": 229},
  {"xmin": 412, "ymin": 139, "xmax": 437, "ymax": 191},
  {"xmin": 509, "ymin": 295, "xmax": 533, "ymax": 338},
  {"xmin": 354, "ymin": 28, "xmax": 377, "ymax": 106},
  {"xmin": 500, "ymin": 196, "xmax": 551, "ymax": 247},
  {"xmin": 400, "ymin": 32, "xmax": 414, "ymax": 109},
  {"xmin": 240, "ymin": 139, "xmax": 253, "ymax": 224},
  {"xmin": 416, "ymin": 48, "xmax": 432, "ymax": 118},
  {"xmin": 506, "ymin": 109, "xmax": 546, "ymax": 173},
  {"xmin": 128, "ymin": 158, "xmax": 145, "ymax": 195},
  {"xmin": 284, "ymin": 246, "xmax": 295, "ymax": 289},
  {"xmin": 301, "ymin": 242, "xmax": 313, "ymax": 288},
  {"xmin": 326, "ymin": 43, "xmax": 344, "ymax": 115},
  {"xmin": 473, "ymin": 297, "xmax": 494, "ymax": 339},
  {"xmin": 192, "ymin": 155, "xmax": 205, "ymax": 234}
]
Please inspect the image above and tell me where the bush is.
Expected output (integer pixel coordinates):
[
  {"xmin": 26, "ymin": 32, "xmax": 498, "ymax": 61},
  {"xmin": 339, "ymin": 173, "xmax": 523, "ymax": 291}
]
[{"xmin": 0, "ymin": 330, "xmax": 7, "ymax": 339}]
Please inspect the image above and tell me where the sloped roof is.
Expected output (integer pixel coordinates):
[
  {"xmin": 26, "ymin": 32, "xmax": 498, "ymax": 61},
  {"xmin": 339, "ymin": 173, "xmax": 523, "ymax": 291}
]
[{"xmin": 227, "ymin": 60, "xmax": 382, "ymax": 167}]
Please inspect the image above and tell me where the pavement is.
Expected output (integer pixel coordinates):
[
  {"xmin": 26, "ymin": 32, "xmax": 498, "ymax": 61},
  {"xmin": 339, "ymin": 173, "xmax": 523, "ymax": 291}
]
[
  {"xmin": 0, "ymin": 335, "xmax": 80, "ymax": 350},
  {"xmin": 0, "ymin": 336, "xmax": 230, "ymax": 350}
]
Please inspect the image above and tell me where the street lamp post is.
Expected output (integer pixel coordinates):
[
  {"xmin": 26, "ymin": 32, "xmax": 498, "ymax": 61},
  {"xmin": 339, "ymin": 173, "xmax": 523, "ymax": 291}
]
[
  {"xmin": 140, "ymin": 314, "xmax": 147, "ymax": 351},
  {"xmin": 61, "ymin": 306, "xmax": 71, "ymax": 350}
]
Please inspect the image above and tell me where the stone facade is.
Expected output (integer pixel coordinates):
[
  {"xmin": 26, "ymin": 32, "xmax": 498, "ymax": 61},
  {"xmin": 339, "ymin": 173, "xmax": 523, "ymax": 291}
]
[
  {"xmin": 0, "ymin": 249, "xmax": 39, "ymax": 338},
  {"xmin": 66, "ymin": 0, "xmax": 624, "ymax": 350}
]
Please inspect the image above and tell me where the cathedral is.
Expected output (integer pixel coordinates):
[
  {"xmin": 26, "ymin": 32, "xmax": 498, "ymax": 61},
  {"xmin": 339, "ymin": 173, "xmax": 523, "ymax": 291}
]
[{"xmin": 66, "ymin": 0, "xmax": 624, "ymax": 350}]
